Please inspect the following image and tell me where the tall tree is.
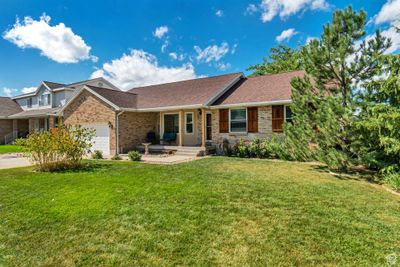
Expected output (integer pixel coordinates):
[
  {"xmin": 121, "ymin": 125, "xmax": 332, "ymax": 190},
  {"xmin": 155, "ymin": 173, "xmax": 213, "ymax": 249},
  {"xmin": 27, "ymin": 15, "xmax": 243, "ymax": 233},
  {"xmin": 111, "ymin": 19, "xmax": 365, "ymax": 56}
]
[
  {"xmin": 286, "ymin": 6, "xmax": 390, "ymax": 171},
  {"xmin": 352, "ymin": 54, "xmax": 400, "ymax": 174},
  {"xmin": 247, "ymin": 45, "xmax": 303, "ymax": 76}
]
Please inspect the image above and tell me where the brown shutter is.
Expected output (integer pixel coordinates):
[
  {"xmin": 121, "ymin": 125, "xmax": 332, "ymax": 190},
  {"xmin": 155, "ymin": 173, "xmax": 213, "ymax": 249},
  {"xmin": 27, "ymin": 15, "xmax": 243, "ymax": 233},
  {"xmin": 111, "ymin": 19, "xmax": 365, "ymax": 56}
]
[
  {"xmin": 272, "ymin": 105, "xmax": 284, "ymax": 132},
  {"xmin": 219, "ymin": 109, "xmax": 229, "ymax": 133},
  {"xmin": 247, "ymin": 107, "xmax": 258, "ymax": 133}
]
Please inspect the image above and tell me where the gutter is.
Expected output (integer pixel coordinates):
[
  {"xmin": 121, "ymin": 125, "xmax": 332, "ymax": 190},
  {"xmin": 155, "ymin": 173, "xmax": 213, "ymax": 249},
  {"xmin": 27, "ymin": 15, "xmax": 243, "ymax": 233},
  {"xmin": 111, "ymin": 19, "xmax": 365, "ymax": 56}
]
[{"xmin": 209, "ymin": 99, "xmax": 292, "ymax": 109}]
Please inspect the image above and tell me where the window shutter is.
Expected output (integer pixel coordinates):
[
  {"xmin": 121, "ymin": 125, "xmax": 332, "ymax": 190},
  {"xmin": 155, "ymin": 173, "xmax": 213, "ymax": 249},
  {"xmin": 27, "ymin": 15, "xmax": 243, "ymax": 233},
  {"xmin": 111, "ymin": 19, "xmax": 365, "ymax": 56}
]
[
  {"xmin": 219, "ymin": 109, "xmax": 229, "ymax": 133},
  {"xmin": 247, "ymin": 107, "xmax": 258, "ymax": 133},
  {"xmin": 272, "ymin": 105, "xmax": 284, "ymax": 132}
]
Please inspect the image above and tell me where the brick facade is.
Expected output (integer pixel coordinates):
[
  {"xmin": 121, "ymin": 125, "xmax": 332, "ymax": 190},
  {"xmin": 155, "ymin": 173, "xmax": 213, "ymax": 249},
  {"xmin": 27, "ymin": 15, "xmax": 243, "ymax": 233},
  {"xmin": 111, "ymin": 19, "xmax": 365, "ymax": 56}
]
[
  {"xmin": 211, "ymin": 106, "xmax": 273, "ymax": 152},
  {"xmin": 118, "ymin": 112, "xmax": 158, "ymax": 153},
  {"xmin": 0, "ymin": 120, "xmax": 13, "ymax": 145},
  {"xmin": 62, "ymin": 90, "xmax": 117, "ymax": 154}
]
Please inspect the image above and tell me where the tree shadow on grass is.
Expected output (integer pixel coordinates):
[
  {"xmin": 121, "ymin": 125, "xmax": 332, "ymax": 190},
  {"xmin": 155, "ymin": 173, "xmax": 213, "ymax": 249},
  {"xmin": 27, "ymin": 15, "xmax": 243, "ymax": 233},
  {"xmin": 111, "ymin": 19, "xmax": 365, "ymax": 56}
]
[
  {"xmin": 41, "ymin": 161, "xmax": 112, "ymax": 174},
  {"xmin": 311, "ymin": 164, "xmax": 380, "ymax": 184}
]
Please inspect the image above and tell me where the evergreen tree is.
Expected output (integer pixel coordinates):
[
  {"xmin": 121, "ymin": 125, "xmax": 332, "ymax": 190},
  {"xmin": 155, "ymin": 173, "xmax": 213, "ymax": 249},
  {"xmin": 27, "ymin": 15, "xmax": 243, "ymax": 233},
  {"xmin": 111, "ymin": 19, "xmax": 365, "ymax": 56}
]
[
  {"xmin": 353, "ymin": 54, "xmax": 400, "ymax": 174},
  {"xmin": 286, "ymin": 6, "xmax": 390, "ymax": 171},
  {"xmin": 247, "ymin": 45, "xmax": 303, "ymax": 76}
]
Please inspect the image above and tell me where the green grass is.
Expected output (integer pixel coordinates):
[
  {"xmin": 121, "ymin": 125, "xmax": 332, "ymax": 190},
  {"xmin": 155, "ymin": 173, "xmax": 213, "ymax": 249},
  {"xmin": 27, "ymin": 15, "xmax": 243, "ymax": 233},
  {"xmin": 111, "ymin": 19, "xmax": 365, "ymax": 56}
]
[
  {"xmin": 0, "ymin": 145, "xmax": 24, "ymax": 154},
  {"xmin": 0, "ymin": 158, "xmax": 399, "ymax": 266}
]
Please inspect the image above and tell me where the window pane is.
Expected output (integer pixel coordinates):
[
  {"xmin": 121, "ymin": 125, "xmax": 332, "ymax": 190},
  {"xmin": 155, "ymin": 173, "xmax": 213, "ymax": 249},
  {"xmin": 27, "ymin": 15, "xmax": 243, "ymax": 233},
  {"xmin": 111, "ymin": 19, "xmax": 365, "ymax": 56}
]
[
  {"xmin": 285, "ymin": 106, "xmax": 293, "ymax": 122},
  {"xmin": 186, "ymin": 123, "xmax": 193, "ymax": 133},
  {"xmin": 231, "ymin": 121, "xmax": 247, "ymax": 132},
  {"xmin": 230, "ymin": 109, "xmax": 246, "ymax": 120},
  {"xmin": 186, "ymin": 113, "xmax": 193, "ymax": 123}
]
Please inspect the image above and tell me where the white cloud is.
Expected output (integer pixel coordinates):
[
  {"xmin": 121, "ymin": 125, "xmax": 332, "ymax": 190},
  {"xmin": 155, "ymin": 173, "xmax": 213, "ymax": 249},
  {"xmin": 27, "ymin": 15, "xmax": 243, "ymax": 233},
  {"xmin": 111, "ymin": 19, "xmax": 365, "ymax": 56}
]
[
  {"xmin": 379, "ymin": 25, "xmax": 400, "ymax": 54},
  {"xmin": 306, "ymin": 36, "xmax": 318, "ymax": 44},
  {"xmin": 2, "ymin": 87, "xmax": 17, "ymax": 97},
  {"xmin": 90, "ymin": 49, "xmax": 197, "ymax": 90},
  {"xmin": 169, "ymin": 52, "xmax": 185, "ymax": 61},
  {"xmin": 215, "ymin": 10, "xmax": 224, "ymax": 17},
  {"xmin": 245, "ymin": 4, "xmax": 259, "ymax": 15},
  {"xmin": 259, "ymin": 0, "xmax": 330, "ymax": 22},
  {"xmin": 216, "ymin": 62, "xmax": 231, "ymax": 71},
  {"xmin": 3, "ymin": 14, "xmax": 95, "ymax": 63},
  {"xmin": 276, "ymin": 28, "xmax": 298, "ymax": 42},
  {"xmin": 153, "ymin": 26, "xmax": 169, "ymax": 39},
  {"xmin": 22, "ymin": 86, "xmax": 37, "ymax": 94},
  {"xmin": 231, "ymin": 43, "xmax": 238, "ymax": 54},
  {"xmin": 161, "ymin": 40, "xmax": 169, "ymax": 53},
  {"xmin": 194, "ymin": 42, "xmax": 230, "ymax": 63},
  {"xmin": 375, "ymin": 0, "xmax": 400, "ymax": 25}
]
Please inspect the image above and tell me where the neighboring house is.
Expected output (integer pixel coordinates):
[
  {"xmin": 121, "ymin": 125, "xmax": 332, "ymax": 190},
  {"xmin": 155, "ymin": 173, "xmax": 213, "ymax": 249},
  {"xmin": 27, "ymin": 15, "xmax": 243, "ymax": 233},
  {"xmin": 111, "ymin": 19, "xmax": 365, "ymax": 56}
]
[
  {"xmin": 1, "ymin": 70, "xmax": 301, "ymax": 155},
  {"xmin": 0, "ymin": 97, "xmax": 25, "ymax": 144}
]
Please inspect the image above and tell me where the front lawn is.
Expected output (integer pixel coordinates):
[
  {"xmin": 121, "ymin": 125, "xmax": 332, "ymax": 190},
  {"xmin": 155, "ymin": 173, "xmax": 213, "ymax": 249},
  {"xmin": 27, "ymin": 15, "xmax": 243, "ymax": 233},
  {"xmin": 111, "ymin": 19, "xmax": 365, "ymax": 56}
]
[
  {"xmin": 0, "ymin": 144, "xmax": 24, "ymax": 154},
  {"xmin": 0, "ymin": 158, "xmax": 399, "ymax": 266}
]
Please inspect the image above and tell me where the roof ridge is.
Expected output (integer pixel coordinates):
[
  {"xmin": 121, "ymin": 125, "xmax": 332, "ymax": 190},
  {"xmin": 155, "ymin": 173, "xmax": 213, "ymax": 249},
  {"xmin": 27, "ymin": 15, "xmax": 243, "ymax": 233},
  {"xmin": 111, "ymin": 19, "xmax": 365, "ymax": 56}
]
[
  {"xmin": 86, "ymin": 85, "xmax": 137, "ymax": 95},
  {"xmin": 247, "ymin": 69, "xmax": 304, "ymax": 79},
  {"xmin": 129, "ymin": 72, "xmax": 243, "ymax": 91}
]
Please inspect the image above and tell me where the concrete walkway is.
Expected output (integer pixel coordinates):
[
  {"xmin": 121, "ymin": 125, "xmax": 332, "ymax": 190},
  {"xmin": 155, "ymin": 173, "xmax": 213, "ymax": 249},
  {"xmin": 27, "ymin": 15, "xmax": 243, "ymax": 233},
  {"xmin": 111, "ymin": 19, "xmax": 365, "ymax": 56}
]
[
  {"xmin": 120, "ymin": 154, "xmax": 200, "ymax": 164},
  {"xmin": 0, "ymin": 154, "xmax": 31, "ymax": 169}
]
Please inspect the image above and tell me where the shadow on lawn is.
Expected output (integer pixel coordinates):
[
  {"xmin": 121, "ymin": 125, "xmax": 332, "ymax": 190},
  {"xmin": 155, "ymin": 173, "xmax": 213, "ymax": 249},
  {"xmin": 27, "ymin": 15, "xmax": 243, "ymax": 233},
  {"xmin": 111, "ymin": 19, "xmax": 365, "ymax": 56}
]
[
  {"xmin": 312, "ymin": 164, "xmax": 380, "ymax": 184},
  {"xmin": 42, "ymin": 161, "xmax": 111, "ymax": 174}
]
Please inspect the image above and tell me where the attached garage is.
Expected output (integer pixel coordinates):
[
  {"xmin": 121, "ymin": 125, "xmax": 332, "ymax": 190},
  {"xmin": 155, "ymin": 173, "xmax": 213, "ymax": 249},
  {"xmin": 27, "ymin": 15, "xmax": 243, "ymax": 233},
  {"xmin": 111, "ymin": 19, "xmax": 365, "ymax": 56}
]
[{"xmin": 82, "ymin": 124, "xmax": 110, "ymax": 156}]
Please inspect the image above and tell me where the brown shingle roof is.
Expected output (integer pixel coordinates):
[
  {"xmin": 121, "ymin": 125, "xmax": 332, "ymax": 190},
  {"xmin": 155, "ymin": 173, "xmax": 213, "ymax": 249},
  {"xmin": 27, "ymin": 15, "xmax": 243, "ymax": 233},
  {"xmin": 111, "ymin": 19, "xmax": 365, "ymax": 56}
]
[
  {"xmin": 87, "ymin": 86, "xmax": 137, "ymax": 109},
  {"xmin": 43, "ymin": 81, "xmax": 65, "ymax": 89},
  {"xmin": 213, "ymin": 70, "xmax": 304, "ymax": 106},
  {"xmin": 0, "ymin": 97, "xmax": 23, "ymax": 117},
  {"xmin": 129, "ymin": 73, "xmax": 242, "ymax": 109}
]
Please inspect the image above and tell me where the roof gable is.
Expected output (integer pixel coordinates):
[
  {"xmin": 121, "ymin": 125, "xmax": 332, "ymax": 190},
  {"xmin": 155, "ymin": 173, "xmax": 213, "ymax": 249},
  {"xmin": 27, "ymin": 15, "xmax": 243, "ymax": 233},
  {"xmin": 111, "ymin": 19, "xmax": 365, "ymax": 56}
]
[{"xmin": 0, "ymin": 97, "xmax": 23, "ymax": 117}]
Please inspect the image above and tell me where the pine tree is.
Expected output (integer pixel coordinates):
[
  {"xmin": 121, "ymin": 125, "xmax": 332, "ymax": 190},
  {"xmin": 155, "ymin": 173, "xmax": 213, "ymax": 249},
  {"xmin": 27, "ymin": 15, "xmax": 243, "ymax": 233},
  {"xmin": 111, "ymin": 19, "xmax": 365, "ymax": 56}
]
[
  {"xmin": 286, "ymin": 6, "xmax": 390, "ymax": 171},
  {"xmin": 247, "ymin": 45, "xmax": 303, "ymax": 76},
  {"xmin": 353, "ymin": 54, "xmax": 400, "ymax": 174}
]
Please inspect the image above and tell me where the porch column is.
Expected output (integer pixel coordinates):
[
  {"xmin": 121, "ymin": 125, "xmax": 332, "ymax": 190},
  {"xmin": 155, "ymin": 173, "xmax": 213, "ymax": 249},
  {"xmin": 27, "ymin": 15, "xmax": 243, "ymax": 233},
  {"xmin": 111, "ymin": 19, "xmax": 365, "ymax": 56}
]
[
  {"xmin": 201, "ymin": 108, "xmax": 206, "ymax": 150},
  {"xmin": 12, "ymin": 120, "xmax": 18, "ymax": 139},
  {"xmin": 49, "ymin": 116, "xmax": 56, "ymax": 130},
  {"xmin": 28, "ymin": 119, "xmax": 34, "ymax": 133},
  {"xmin": 179, "ymin": 110, "xmax": 184, "ymax": 146}
]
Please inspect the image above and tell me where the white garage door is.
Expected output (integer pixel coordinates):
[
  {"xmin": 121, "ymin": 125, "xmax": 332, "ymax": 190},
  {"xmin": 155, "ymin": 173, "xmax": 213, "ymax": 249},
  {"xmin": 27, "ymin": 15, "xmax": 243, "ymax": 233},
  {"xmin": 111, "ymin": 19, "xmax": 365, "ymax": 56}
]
[{"xmin": 83, "ymin": 124, "xmax": 110, "ymax": 156}]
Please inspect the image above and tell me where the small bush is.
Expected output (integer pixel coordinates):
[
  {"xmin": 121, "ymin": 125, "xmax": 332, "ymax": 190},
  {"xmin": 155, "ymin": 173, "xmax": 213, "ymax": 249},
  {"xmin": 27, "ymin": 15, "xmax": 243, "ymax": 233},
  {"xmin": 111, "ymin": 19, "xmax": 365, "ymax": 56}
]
[
  {"xmin": 384, "ymin": 173, "xmax": 400, "ymax": 192},
  {"xmin": 92, "ymin": 150, "xmax": 103, "ymax": 160},
  {"xmin": 15, "ymin": 124, "xmax": 94, "ymax": 172},
  {"xmin": 221, "ymin": 138, "xmax": 232, "ymax": 156},
  {"xmin": 128, "ymin": 150, "xmax": 142, "ymax": 161},
  {"xmin": 111, "ymin": 154, "xmax": 122, "ymax": 160},
  {"xmin": 233, "ymin": 139, "xmax": 250, "ymax": 158}
]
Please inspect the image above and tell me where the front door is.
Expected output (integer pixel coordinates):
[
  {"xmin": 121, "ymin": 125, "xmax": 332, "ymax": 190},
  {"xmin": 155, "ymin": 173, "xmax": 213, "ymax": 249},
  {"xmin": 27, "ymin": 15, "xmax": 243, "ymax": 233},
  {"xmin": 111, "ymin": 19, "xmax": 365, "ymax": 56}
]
[{"xmin": 206, "ymin": 113, "xmax": 212, "ymax": 141}]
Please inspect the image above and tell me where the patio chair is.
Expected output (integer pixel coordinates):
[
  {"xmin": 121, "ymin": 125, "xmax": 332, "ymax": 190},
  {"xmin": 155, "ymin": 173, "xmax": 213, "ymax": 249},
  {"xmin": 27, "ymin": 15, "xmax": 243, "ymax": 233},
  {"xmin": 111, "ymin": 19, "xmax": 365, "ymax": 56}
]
[{"xmin": 162, "ymin": 132, "xmax": 176, "ymax": 144}]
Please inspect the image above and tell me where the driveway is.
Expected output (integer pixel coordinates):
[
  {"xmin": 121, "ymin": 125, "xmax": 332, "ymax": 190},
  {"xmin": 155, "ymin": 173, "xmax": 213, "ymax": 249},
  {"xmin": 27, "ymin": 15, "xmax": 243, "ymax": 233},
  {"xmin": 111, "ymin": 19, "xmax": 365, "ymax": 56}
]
[{"xmin": 0, "ymin": 154, "xmax": 31, "ymax": 169}]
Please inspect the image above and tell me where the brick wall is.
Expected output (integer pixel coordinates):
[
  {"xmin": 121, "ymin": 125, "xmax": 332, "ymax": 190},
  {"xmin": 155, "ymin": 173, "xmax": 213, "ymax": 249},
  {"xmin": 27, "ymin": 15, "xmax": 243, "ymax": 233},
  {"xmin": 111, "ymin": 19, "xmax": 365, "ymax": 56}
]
[
  {"xmin": 62, "ymin": 90, "xmax": 117, "ymax": 154},
  {"xmin": 0, "ymin": 120, "xmax": 13, "ymax": 145},
  {"xmin": 211, "ymin": 106, "xmax": 273, "ymax": 152},
  {"xmin": 118, "ymin": 112, "xmax": 158, "ymax": 153}
]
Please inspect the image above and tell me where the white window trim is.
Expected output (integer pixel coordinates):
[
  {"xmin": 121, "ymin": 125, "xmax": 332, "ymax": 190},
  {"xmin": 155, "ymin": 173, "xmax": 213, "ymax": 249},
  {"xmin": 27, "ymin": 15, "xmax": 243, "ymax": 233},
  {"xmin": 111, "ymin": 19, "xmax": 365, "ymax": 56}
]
[
  {"xmin": 229, "ymin": 107, "xmax": 247, "ymax": 134},
  {"xmin": 185, "ymin": 112, "xmax": 194, "ymax": 135},
  {"xmin": 206, "ymin": 111, "xmax": 212, "ymax": 142}
]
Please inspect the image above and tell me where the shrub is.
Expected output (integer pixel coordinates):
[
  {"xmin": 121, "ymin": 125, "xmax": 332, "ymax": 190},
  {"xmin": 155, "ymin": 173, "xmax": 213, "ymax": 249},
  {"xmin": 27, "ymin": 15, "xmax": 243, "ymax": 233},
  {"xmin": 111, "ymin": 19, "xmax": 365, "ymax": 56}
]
[
  {"xmin": 128, "ymin": 150, "xmax": 142, "ymax": 161},
  {"xmin": 249, "ymin": 137, "xmax": 269, "ymax": 158},
  {"xmin": 111, "ymin": 154, "xmax": 122, "ymax": 160},
  {"xmin": 15, "ymin": 125, "xmax": 94, "ymax": 172},
  {"xmin": 383, "ymin": 173, "xmax": 400, "ymax": 192},
  {"xmin": 92, "ymin": 150, "xmax": 103, "ymax": 160},
  {"xmin": 233, "ymin": 139, "xmax": 251, "ymax": 158}
]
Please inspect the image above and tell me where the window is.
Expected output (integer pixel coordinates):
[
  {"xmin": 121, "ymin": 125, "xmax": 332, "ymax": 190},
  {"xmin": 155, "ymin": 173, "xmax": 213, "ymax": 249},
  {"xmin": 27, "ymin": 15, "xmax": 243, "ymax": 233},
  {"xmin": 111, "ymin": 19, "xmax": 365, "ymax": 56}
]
[
  {"xmin": 272, "ymin": 105, "xmax": 284, "ymax": 132},
  {"xmin": 46, "ymin": 94, "xmax": 51, "ymax": 105},
  {"xmin": 27, "ymin": 98, "xmax": 32, "ymax": 108},
  {"xmin": 39, "ymin": 94, "xmax": 50, "ymax": 106},
  {"xmin": 185, "ymin": 112, "xmax": 193, "ymax": 134},
  {"xmin": 285, "ymin": 106, "xmax": 293, "ymax": 123},
  {"xmin": 230, "ymin": 108, "xmax": 247, "ymax": 133}
]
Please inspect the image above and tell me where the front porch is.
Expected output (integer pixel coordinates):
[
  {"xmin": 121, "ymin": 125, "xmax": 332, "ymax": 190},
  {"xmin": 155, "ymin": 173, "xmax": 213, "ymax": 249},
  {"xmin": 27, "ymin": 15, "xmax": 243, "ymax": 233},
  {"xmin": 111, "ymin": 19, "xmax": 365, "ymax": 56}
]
[{"xmin": 118, "ymin": 109, "xmax": 214, "ymax": 154}]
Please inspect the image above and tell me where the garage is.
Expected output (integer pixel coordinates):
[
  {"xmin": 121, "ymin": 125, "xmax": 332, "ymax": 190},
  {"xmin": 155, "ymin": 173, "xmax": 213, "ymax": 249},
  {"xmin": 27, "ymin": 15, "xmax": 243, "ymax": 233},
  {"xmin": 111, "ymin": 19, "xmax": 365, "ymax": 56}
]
[{"xmin": 82, "ymin": 124, "xmax": 110, "ymax": 156}]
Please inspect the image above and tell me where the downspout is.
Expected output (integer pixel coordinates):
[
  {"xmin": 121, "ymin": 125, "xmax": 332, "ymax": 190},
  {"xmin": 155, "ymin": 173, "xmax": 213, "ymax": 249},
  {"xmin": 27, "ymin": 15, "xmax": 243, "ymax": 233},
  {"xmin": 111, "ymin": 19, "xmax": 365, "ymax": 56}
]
[{"xmin": 116, "ymin": 111, "xmax": 124, "ymax": 155}]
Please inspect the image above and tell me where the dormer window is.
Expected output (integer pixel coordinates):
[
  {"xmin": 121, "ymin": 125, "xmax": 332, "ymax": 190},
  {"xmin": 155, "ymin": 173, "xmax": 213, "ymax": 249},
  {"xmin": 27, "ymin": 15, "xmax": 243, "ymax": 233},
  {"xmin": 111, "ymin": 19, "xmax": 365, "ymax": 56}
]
[
  {"xmin": 39, "ymin": 94, "xmax": 51, "ymax": 106},
  {"xmin": 27, "ymin": 98, "xmax": 32, "ymax": 108}
]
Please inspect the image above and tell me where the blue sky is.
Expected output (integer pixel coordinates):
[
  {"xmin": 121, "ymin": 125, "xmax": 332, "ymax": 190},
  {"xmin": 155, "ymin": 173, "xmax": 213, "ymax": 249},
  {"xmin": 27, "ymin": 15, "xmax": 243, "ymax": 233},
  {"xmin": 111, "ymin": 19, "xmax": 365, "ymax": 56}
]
[{"xmin": 0, "ymin": 0, "xmax": 398, "ymax": 96}]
